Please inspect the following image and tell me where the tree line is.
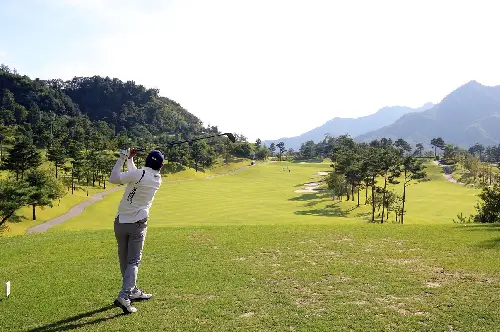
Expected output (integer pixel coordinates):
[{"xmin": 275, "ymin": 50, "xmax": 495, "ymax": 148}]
[{"xmin": 326, "ymin": 136, "xmax": 427, "ymax": 224}]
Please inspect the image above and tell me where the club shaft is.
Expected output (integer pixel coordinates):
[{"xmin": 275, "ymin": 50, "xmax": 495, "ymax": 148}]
[{"xmin": 167, "ymin": 133, "xmax": 232, "ymax": 146}]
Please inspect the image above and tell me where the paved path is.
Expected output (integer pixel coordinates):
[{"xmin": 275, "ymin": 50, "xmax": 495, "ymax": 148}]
[
  {"xmin": 25, "ymin": 186, "xmax": 125, "ymax": 234},
  {"xmin": 25, "ymin": 162, "xmax": 264, "ymax": 234},
  {"xmin": 433, "ymin": 160, "xmax": 464, "ymax": 184}
]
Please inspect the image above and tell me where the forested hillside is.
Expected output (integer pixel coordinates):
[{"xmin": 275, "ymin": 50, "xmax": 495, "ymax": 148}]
[
  {"xmin": 0, "ymin": 64, "xmax": 206, "ymax": 147},
  {"xmin": 0, "ymin": 64, "xmax": 265, "ymax": 170}
]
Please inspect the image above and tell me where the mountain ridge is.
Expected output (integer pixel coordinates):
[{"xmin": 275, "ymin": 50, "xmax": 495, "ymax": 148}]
[
  {"xmin": 262, "ymin": 102, "xmax": 434, "ymax": 150},
  {"xmin": 354, "ymin": 80, "xmax": 500, "ymax": 148}
]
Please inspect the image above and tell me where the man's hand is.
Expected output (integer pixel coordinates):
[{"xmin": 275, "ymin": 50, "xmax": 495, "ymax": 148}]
[{"xmin": 119, "ymin": 149, "xmax": 130, "ymax": 160}]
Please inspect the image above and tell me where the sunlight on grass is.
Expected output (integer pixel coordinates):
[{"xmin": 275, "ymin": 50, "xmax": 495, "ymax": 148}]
[{"xmin": 52, "ymin": 161, "xmax": 480, "ymax": 232}]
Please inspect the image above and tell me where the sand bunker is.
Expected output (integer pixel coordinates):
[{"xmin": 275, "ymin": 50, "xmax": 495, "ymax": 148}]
[
  {"xmin": 293, "ymin": 172, "xmax": 329, "ymax": 193},
  {"xmin": 294, "ymin": 182, "xmax": 320, "ymax": 193}
]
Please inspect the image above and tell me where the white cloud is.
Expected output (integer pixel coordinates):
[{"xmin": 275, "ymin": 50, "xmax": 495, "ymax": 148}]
[{"xmin": 34, "ymin": 0, "xmax": 500, "ymax": 141}]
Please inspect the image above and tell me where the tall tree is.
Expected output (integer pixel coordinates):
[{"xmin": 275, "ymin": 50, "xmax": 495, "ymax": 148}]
[
  {"xmin": 269, "ymin": 143, "xmax": 276, "ymax": 157},
  {"xmin": 47, "ymin": 139, "xmax": 67, "ymax": 178},
  {"xmin": 24, "ymin": 169, "xmax": 65, "ymax": 220},
  {"xmin": 190, "ymin": 140, "xmax": 214, "ymax": 172},
  {"xmin": 469, "ymin": 143, "xmax": 485, "ymax": 161},
  {"xmin": 399, "ymin": 156, "xmax": 427, "ymax": 224},
  {"xmin": 276, "ymin": 142, "xmax": 286, "ymax": 161},
  {"xmin": 430, "ymin": 137, "xmax": 445, "ymax": 157},
  {"xmin": 394, "ymin": 138, "xmax": 412, "ymax": 156},
  {"xmin": 415, "ymin": 143, "xmax": 424, "ymax": 157},
  {"xmin": 0, "ymin": 89, "xmax": 16, "ymax": 125},
  {"xmin": 4, "ymin": 137, "xmax": 42, "ymax": 180},
  {"xmin": 378, "ymin": 145, "xmax": 401, "ymax": 223},
  {"xmin": 0, "ymin": 124, "xmax": 7, "ymax": 163},
  {"xmin": 299, "ymin": 140, "xmax": 315, "ymax": 160},
  {"xmin": 0, "ymin": 178, "xmax": 30, "ymax": 227}
]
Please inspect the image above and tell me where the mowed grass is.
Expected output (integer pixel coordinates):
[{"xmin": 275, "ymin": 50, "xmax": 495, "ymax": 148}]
[
  {"xmin": 1, "ymin": 160, "xmax": 499, "ymax": 331},
  {"xmin": 1, "ymin": 224, "xmax": 500, "ymax": 331}
]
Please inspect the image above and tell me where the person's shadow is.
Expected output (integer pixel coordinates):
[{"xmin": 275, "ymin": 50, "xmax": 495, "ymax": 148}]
[{"xmin": 27, "ymin": 304, "xmax": 123, "ymax": 331}]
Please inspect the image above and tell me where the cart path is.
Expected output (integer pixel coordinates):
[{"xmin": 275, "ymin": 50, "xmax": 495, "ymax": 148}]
[
  {"xmin": 25, "ymin": 186, "xmax": 125, "ymax": 234},
  {"xmin": 433, "ymin": 160, "xmax": 464, "ymax": 184},
  {"xmin": 25, "ymin": 162, "xmax": 266, "ymax": 234}
]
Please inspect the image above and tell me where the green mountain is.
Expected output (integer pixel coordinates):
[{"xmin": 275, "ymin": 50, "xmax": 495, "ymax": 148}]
[
  {"xmin": 355, "ymin": 81, "xmax": 500, "ymax": 148},
  {"xmin": 263, "ymin": 103, "xmax": 433, "ymax": 150},
  {"xmin": 0, "ymin": 65, "xmax": 214, "ymax": 148}
]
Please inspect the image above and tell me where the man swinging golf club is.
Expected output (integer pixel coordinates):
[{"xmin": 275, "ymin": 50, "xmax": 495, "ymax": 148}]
[{"xmin": 109, "ymin": 148, "xmax": 164, "ymax": 314}]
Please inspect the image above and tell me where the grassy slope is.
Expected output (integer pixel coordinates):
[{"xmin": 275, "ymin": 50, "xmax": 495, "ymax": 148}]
[
  {"xmin": 0, "ymin": 160, "xmax": 119, "ymax": 236},
  {"xmin": 1, "ymin": 160, "xmax": 499, "ymax": 331},
  {"xmin": 0, "ymin": 158, "xmax": 253, "ymax": 236}
]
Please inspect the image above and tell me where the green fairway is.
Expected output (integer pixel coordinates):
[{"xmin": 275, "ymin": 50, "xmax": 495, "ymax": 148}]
[
  {"xmin": 53, "ymin": 161, "xmax": 479, "ymax": 231},
  {"xmin": 1, "ymin": 160, "xmax": 498, "ymax": 331}
]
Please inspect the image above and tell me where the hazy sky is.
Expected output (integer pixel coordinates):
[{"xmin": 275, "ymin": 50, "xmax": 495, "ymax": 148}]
[{"xmin": 1, "ymin": 0, "xmax": 499, "ymax": 141}]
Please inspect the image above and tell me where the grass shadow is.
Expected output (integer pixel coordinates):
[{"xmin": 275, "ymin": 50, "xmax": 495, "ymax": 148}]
[
  {"xmin": 289, "ymin": 192, "xmax": 330, "ymax": 202},
  {"xmin": 7, "ymin": 214, "xmax": 27, "ymax": 224},
  {"xmin": 354, "ymin": 210, "xmax": 372, "ymax": 218},
  {"xmin": 475, "ymin": 237, "xmax": 500, "ymax": 249},
  {"xmin": 27, "ymin": 304, "xmax": 122, "ymax": 332},
  {"xmin": 456, "ymin": 223, "xmax": 500, "ymax": 232},
  {"xmin": 295, "ymin": 203, "xmax": 349, "ymax": 218},
  {"xmin": 290, "ymin": 158, "xmax": 326, "ymax": 164}
]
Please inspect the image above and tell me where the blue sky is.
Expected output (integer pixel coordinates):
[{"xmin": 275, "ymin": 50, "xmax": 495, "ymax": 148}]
[{"xmin": 1, "ymin": 0, "xmax": 500, "ymax": 142}]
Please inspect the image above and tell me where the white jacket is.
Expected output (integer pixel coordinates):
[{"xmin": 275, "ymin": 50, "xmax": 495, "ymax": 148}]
[{"xmin": 109, "ymin": 156, "xmax": 162, "ymax": 223}]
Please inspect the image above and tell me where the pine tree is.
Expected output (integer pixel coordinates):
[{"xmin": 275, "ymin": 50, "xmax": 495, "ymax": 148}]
[{"xmin": 5, "ymin": 137, "xmax": 42, "ymax": 180}]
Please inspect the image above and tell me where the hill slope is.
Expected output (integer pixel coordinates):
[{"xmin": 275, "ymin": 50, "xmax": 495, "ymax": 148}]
[
  {"xmin": 355, "ymin": 81, "xmax": 500, "ymax": 148},
  {"xmin": 263, "ymin": 103, "xmax": 433, "ymax": 150},
  {"xmin": 0, "ymin": 66, "xmax": 208, "ymax": 147}
]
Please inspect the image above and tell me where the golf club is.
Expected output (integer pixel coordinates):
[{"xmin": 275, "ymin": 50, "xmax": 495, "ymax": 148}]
[
  {"xmin": 165, "ymin": 132, "xmax": 236, "ymax": 146},
  {"xmin": 120, "ymin": 132, "xmax": 236, "ymax": 153}
]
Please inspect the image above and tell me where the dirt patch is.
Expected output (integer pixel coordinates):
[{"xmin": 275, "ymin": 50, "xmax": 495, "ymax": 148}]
[
  {"xmin": 240, "ymin": 312, "xmax": 255, "ymax": 318},
  {"xmin": 425, "ymin": 281, "xmax": 441, "ymax": 288}
]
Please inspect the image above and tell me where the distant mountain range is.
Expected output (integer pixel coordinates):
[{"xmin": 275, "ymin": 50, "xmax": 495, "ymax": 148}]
[
  {"xmin": 262, "ymin": 103, "xmax": 435, "ymax": 150},
  {"xmin": 355, "ymin": 81, "xmax": 500, "ymax": 148},
  {"xmin": 263, "ymin": 80, "xmax": 500, "ymax": 150}
]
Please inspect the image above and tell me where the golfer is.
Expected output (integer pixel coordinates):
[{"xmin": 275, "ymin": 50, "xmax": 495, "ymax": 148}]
[{"xmin": 108, "ymin": 148, "xmax": 164, "ymax": 314}]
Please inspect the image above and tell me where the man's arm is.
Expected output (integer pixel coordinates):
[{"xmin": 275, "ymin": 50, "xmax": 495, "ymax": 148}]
[
  {"xmin": 127, "ymin": 157, "xmax": 137, "ymax": 171},
  {"xmin": 109, "ymin": 149, "xmax": 140, "ymax": 184}
]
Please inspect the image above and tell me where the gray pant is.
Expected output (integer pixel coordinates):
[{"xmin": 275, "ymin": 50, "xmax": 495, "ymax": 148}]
[{"xmin": 114, "ymin": 217, "xmax": 148, "ymax": 299}]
